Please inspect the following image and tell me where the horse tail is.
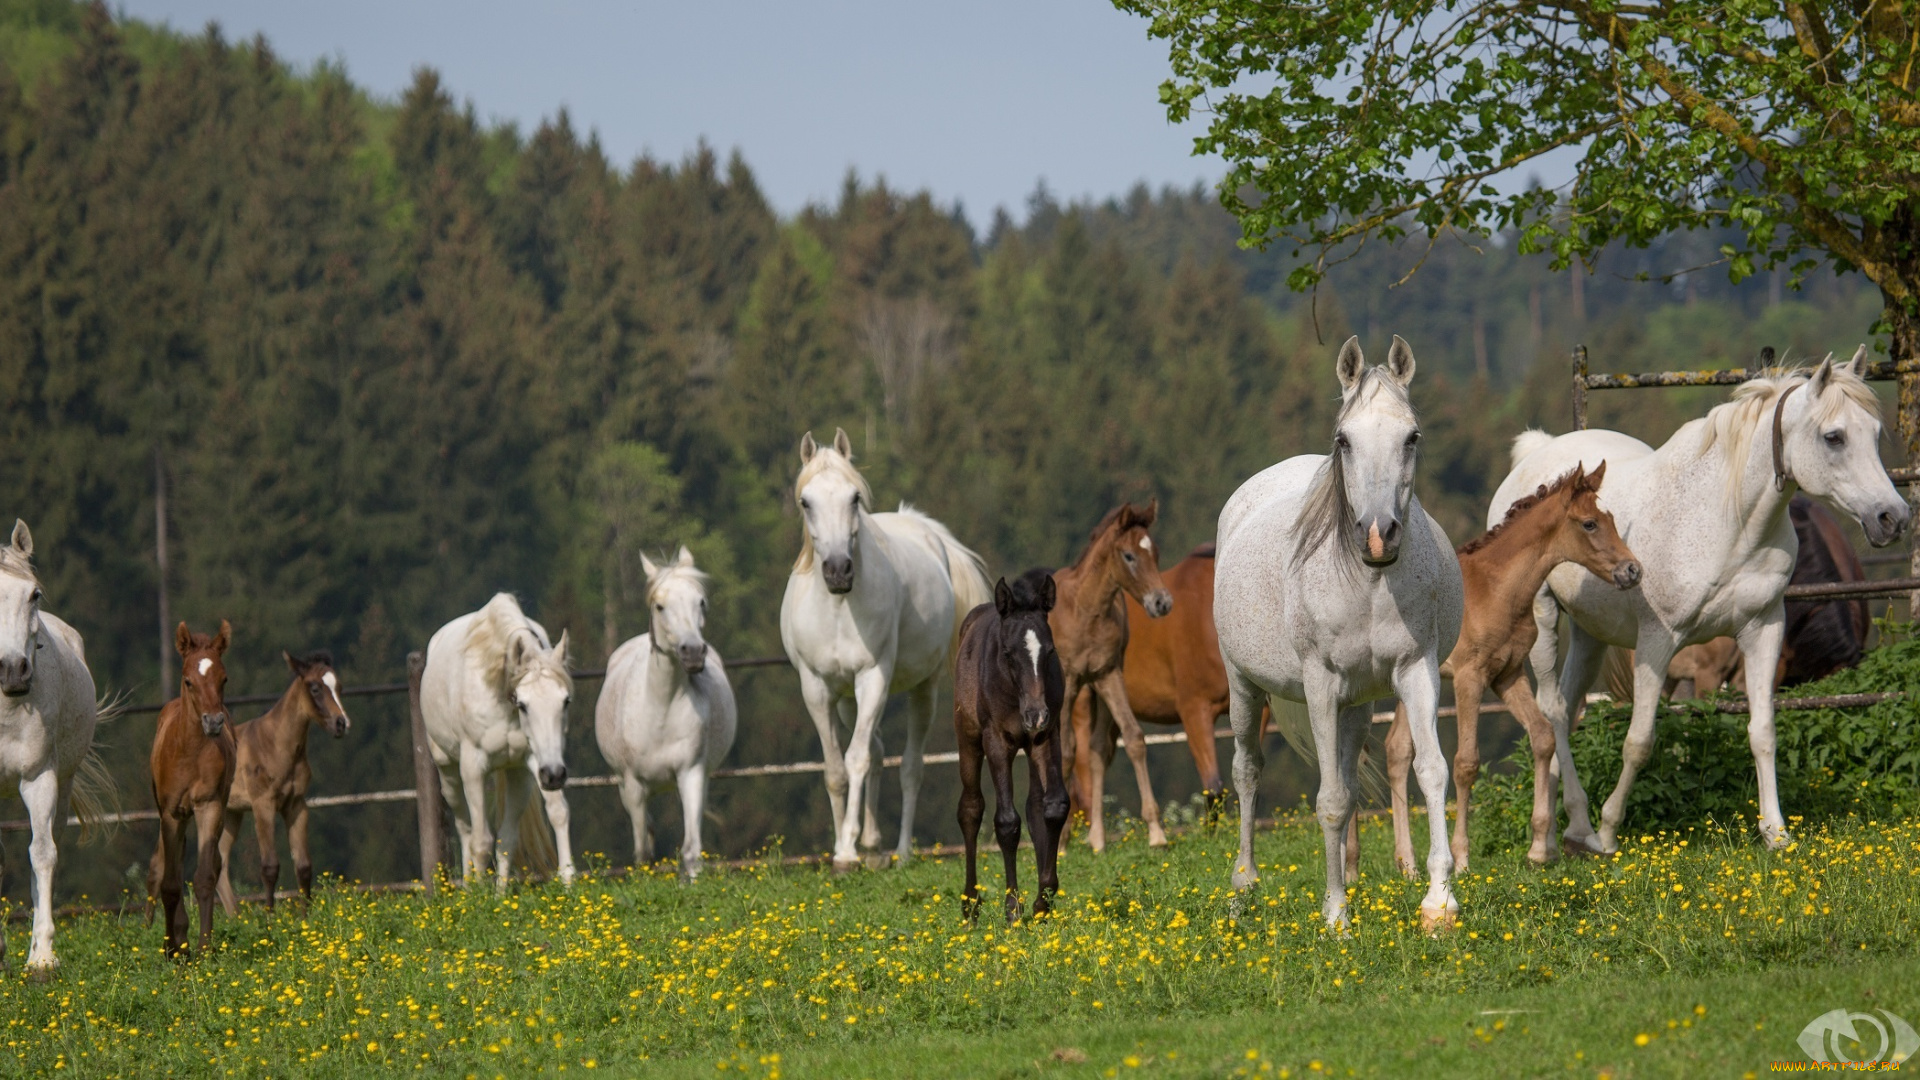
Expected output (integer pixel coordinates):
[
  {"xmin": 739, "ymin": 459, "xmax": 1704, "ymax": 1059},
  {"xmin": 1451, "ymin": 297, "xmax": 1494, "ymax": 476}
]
[
  {"xmin": 1511, "ymin": 429, "xmax": 1555, "ymax": 468},
  {"xmin": 71, "ymin": 689, "xmax": 128, "ymax": 843},
  {"xmin": 1265, "ymin": 697, "xmax": 1387, "ymax": 805},
  {"xmin": 492, "ymin": 772, "xmax": 559, "ymax": 880}
]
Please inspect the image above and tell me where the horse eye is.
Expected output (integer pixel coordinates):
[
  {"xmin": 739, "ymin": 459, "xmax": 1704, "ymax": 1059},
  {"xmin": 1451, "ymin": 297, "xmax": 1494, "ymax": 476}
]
[
  {"xmin": 1823, "ymin": 431, "xmax": 1846, "ymax": 448},
  {"xmin": 1406, "ymin": 431, "xmax": 1421, "ymax": 447},
  {"xmin": 1334, "ymin": 432, "xmax": 1350, "ymax": 450},
  {"xmin": 28, "ymin": 589, "xmax": 41, "ymax": 603},
  {"xmin": 1121, "ymin": 551, "xmax": 1135, "ymax": 563},
  {"xmin": 799, "ymin": 498, "xmax": 810, "ymax": 511},
  {"xmin": 1583, "ymin": 519, "xmax": 1598, "ymax": 532}
]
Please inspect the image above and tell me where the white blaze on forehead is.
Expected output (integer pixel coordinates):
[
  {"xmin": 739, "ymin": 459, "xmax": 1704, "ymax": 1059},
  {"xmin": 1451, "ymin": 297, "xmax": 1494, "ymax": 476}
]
[
  {"xmin": 196, "ymin": 658, "xmax": 212, "ymax": 676},
  {"xmin": 1138, "ymin": 535, "xmax": 1153, "ymax": 551},
  {"xmin": 1024, "ymin": 629, "xmax": 1041, "ymax": 677},
  {"xmin": 322, "ymin": 670, "xmax": 346, "ymax": 713}
]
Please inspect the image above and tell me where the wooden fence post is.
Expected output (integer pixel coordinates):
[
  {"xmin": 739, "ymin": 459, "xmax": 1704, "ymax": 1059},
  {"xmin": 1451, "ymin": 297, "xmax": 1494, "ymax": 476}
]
[
  {"xmin": 1570, "ymin": 344, "xmax": 1589, "ymax": 430},
  {"xmin": 407, "ymin": 650, "xmax": 445, "ymax": 895}
]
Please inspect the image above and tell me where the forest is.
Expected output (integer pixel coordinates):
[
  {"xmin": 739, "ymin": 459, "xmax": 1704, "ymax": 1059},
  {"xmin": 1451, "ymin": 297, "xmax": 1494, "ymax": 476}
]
[{"xmin": 0, "ymin": 1, "xmax": 1896, "ymax": 901}]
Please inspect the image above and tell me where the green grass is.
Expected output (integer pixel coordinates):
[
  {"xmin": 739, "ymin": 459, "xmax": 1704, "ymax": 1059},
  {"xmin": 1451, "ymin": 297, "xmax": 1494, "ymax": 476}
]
[{"xmin": 5, "ymin": 810, "xmax": 1917, "ymax": 1077}]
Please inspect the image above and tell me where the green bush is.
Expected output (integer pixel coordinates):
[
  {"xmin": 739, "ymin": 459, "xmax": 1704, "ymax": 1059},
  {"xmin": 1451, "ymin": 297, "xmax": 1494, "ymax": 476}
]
[{"xmin": 1473, "ymin": 633, "xmax": 1920, "ymax": 853}]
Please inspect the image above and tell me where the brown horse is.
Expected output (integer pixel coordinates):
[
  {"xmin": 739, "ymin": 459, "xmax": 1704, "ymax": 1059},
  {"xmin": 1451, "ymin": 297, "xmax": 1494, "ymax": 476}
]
[
  {"xmin": 1384, "ymin": 464, "xmax": 1641, "ymax": 872},
  {"xmin": 1077, "ymin": 543, "xmax": 1230, "ymax": 805},
  {"xmin": 1034, "ymin": 500, "xmax": 1173, "ymax": 852},
  {"xmin": 146, "ymin": 620, "xmax": 236, "ymax": 958},
  {"xmin": 954, "ymin": 574, "xmax": 1068, "ymax": 923},
  {"xmin": 215, "ymin": 651, "xmax": 352, "ymax": 915}
]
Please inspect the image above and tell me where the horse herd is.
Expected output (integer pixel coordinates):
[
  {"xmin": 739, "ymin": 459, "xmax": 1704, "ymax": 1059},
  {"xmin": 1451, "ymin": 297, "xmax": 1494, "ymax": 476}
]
[{"xmin": 0, "ymin": 336, "xmax": 1906, "ymax": 969}]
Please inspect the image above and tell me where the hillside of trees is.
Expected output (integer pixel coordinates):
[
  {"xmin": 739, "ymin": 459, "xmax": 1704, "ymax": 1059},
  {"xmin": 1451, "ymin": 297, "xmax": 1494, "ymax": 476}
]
[{"xmin": 0, "ymin": 2, "xmax": 1893, "ymax": 900}]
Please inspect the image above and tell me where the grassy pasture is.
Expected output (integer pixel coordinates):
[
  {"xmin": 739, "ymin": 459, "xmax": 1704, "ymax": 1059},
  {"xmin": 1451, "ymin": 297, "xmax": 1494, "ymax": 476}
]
[{"xmin": 3, "ymin": 809, "xmax": 1916, "ymax": 1077}]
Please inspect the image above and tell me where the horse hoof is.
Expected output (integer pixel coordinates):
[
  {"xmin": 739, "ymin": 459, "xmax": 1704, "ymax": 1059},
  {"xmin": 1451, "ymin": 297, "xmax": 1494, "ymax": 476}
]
[
  {"xmin": 1147, "ymin": 828, "xmax": 1169, "ymax": 849},
  {"xmin": 830, "ymin": 858, "xmax": 861, "ymax": 876},
  {"xmin": 1395, "ymin": 860, "xmax": 1420, "ymax": 881},
  {"xmin": 1563, "ymin": 833, "xmax": 1610, "ymax": 858},
  {"xmin": 1419, "ymin": 904, "xmax": 1458, "ymax": 935},
  {"xmin": 1230, "ymin": 865, "xmax": 1258, "ymax": 891},
  {"xmin": 862, "ymin": 851, "xmax": 889, "ymax": 871},
  {"xmin": 1760, "ymin": 827, "xmax": 1793, "ymax": 851}
]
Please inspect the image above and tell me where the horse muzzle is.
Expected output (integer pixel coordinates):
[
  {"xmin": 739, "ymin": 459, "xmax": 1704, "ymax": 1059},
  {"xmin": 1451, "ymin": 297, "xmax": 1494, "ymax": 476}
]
[
  {"xmin": 822, "ymin": 554, "xmax": 855, "ymax": 594},
  {"xmin": 1863, "ymin": 503, "xmax": 1911, "ymax": 548},
  {"xmin": 0, "ymin": 655, "xmax": 31, "ymax": 696},
  {"xmin": 1357, "ymin": 517, "xmax": 1402, "ymax": 566},
  {"xmin": 1611, "ymin": 560, "xmax": 1643, "ymax": 590},
  {"xmin": 678, "ymin": 644, "xmax": 707, "ymax": 674},
  {"xmin": 1141, "ymin": 589, "xmax": 1173, "ymax": 619},
  {"xmin": 200, "ymin": 712, "xmax": 228, "ymax": 736},
  {"xmin": 537, "ymin": 764, "xmax": 568, "ymax": 791},
  {"xmin": 1021, "ymin": 708, "xmax": 1052, "ymax": 737},
  {"xmin": 328, "ymin": 715, "xmax": 351, "ymax": 738}
]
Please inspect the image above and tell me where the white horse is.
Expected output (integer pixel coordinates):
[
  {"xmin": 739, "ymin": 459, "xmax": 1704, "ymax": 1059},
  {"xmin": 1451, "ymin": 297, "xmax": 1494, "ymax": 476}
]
[
  {"xmin": 0, "ymin": 520, "xmax": 108, "ymax": 970},
  {"xmin": 596, "ymin": 546, "xmax": 737, "ymax": 878},
  {"xmin": 780, "ymin": 428, "xmax": 993, "ymax": 871},
  {"xmin": 421, "ymin": 593, "xmax": 577, "ymax": 890},
  {"xmin": 1498, "ymin": 349, "xmax": 1908, "ymax": 854},
  {"xmin": 1215, "ymin": 338, "xmax": 1464, "ymax": 931}
]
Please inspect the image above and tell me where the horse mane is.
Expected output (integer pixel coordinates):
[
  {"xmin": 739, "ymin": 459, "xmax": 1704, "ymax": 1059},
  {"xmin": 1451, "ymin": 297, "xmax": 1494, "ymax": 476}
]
[
  {"xmin": 0, "ymin": 544, "xmax": 36, "ymax": 585},
  {"xmin": 1067, "ymin": 503, "xmax": 1144, "ymax": 571},
  {"xmin": 645, "ymin": 561, "xmax": 711, "ymax": 606},
  {"xmin": 294, "ymin": 649, "xmax": 334, "ymax": 668},
  {"xmin": 1697, "ymin": 364, "xmax": 1880, "ymax": 508},
  {"xmin": 791, "ymin": 446, "xmax": 875, "ymax": 575},
  {"xmin": 1292, "ymin": 367, "xmax": 1416, "ymax": 573},
  {"xmin": 1457, "ymin": 467, "xmax": 1590, "ymax": 556},
  {"xmin": 463, "ymin": 593, "xmax": 570, "ymax": 702}
]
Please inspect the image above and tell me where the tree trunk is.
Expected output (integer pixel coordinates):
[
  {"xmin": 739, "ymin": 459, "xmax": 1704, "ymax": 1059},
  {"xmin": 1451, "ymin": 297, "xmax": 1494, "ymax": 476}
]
[{"xmin": 1887, "ymin": 295, "xmax": 1920, "ymax": 617}]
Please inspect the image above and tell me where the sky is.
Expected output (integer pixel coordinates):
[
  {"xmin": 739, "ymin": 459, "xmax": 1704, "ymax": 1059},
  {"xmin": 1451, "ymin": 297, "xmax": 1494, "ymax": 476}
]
[{"xmin": 111, "ymin": 0, "xmax": 1220, "ymax": 222}]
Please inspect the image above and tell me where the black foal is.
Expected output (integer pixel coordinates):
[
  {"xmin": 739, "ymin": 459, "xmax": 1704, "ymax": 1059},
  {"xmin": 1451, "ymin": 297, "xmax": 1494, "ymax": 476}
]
[{"xmin": 954, "ymin": 573, "xmax": 1068, "ymax": 923}]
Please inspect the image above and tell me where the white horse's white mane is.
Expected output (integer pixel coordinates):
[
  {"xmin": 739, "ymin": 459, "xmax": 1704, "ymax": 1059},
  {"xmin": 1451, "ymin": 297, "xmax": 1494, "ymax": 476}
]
[
  {"xmin": 463, "ymin": 593, "xmax": 571, "ymax": 701},
  {"xmin": 0, "ymin": 546, "xmax": 34, "ymax": 585},
  {"xmin": 1697, "ymin": 364, "xmax": 1881, "ymax": 507},
  {"xmin": 792, "ymin": 447, "xmax": 874, "ymax": 574},
  {"xmin": 645, "ymin": 560, "xmax": 711, "ymax": 605}
]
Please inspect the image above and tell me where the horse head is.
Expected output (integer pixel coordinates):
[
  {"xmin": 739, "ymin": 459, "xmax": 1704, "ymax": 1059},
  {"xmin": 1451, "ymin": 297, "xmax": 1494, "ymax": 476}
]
[
  {"xmin": 507, "ymin": 628, "xmax": 572, "ymax": 791},
  {"xmin": 0, "ymin": 521, "xmax": 42, "ymax": 697},
  {"xmin": 1780, "ymin": 348, "xmax": 1910, "ymax": 547},
  {"xmin": 993, "ymin": 574, "xmax": 1060, "ymax": 738},
  {"xmin": 1553, "ymin": 462, "xmax": 1642, "ymax": 589},
  {"xmin": 286, "ymin": 650, "xmax": 351, "ymax": 738},
  {"xmin": 176, "ymin": 619, "xmax": 232, "ymax": 736},
  {"xmin": 1094, "ymin": 500, "xmax": 1173, "ymax": 618},
  {"xmin": 1331, "ymin": 336, "xmax": 1421, "ymax": 567},
  {"xmin": 795, "ymin": 428, "xmax": 871, "ymax": 594},
  {"xmin": 642, "ymin": 545, "xmax": 712, "ymax": 674}
]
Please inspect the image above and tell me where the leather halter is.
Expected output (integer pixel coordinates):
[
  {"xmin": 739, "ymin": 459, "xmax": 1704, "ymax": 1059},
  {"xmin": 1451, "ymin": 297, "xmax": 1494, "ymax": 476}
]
[{"xmin": 1770, "ymin": 381, "xmax": 1800, "ymax": 493}]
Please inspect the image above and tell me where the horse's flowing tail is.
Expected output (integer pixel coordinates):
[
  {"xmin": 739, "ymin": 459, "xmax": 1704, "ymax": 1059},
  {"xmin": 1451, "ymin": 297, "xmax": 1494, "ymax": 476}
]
[
  {"xmin": 1511, "ymin": 429, "xmax": 1555, "ymax": 468},
  {"xmin": 491, "ymin": 773, "xmax": 559, "ymax": 879},
  {"xmin": 893, "ymin": 504, "xmax": 993, "ymax": 646},
  {"xmin": 1266, "ymin": 697, "xmax": 1387, "ymax": 805},
  {"xmin": 72, "ymin": 690, "xmax": 128, "ymax": 843}
]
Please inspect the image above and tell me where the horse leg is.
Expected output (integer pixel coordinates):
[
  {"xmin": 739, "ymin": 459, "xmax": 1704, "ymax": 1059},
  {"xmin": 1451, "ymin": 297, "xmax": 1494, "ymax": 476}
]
[
  {"xmin": 1552, "ymin": 623, "xmax": 1608, "ymax": 855},
  {"xmin": 1449, "ymin": 666, "xmax": 1488, "ymax": 874},
  {"xmin": 540, "ymin": 785, "xmax": 577, "ymax": 886},
  {"xmin": 192, "ymin": 799, "xmax": 225, "ymax": 957},
  {"xmin": 861, "ymin": 726, "xmax": 884, "ymax": 855},
  {"xmin": 495, "ymin": 767, "xmax": 532, "ymax": 893},
  {"xmin": 1226, "ymin": 667, "xmax": 1267, "ymax": 891},
  {"xmin": 1177, "ymin": 698, "xmax": 1225, "ymax": 818},
  {"xmin": 675, "ymin": 766, "xmax": 709, "ymax": 879},
  {"xmin": 1086, "ymin": 688, "xmax": 1111, "ymax": 852},
  {"xmin": 1393, "ymin": 658, "xmax": 1457, "ymax": 933},
  {"xmin": 618, "ymin": 772, "xmax": 652, "ymax": 865},
  {"xmin": 1097, "ymin": 671, "xmax": 1167, "ymax": 848},
  {"xmin": 1385, "ymin": 704, "xmax": 1417, "ymax": 879},
  {"xmin": 288, "ymin": 798, "xmax": 314, "ymax": 906},
  {"xmin": 1736, "ymin": 610, "xmax": 1792, "ymax": 849},
  {"xmin": 156, "ymin": 815, "xmax": 186, "ymax": 957},
  {"xmin": 215, "ymin": 808, "xmax": 243, "ymax": 917},
  {"xmin": 893, "ymin": 680, "xmax": 935, "ymax": 864},
  {"xmin": 252, "ymin": 799, "xmax": 281, "ymax": 912},
  {"xmin": 798, "ymin": 669, "xmax": 848, "ymax": 847},
  {"xmin": 957, "ymin": 730, "xmax": 985, "ymax": 924},
  {"xmin": 1594, "ymin": 636, "xmax": 1678, "ymax": 854},
  {"xmin": 1497, "ymin": 671, "xmax": 1560, "ymax": 864},
  {"xmin": 435, "ymin": 761, "xmax": 472, "ymax": 888},
  {"xmin": 1306, "ymin": 669, "xmax": 1359, "ymax": 930},
  {"xmin": 457, "ymin": 747, "xmax": 495, "ymax": 886},
  {"xmin": 145, "ymin": 816, "xmax": 164, "ymax": 928},
  {"xmin": 986, "ymin": 735, "xmax": 1023, "ymax": 923},
  {"xmin": 1063, "ymin": 679, "xmax": 1089, "ymax": 839},
  {"xmin": 19, "ymin": 770, "xmax": 60, "ymax": 970},
  {"xmin": 1031, "ymin": 734, "xmax": 1071, "ymax": 916},
  {"xmin": 832, "ymin": 667, "xmax": 890, "ymax": 870}
]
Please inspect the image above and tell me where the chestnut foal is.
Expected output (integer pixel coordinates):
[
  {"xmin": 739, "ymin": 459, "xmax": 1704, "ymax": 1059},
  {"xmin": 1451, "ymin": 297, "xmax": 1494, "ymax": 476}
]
[
  {"xmin": 147, "ymin": 621, "xmax": 236, "ymax": 958},
  {"xmin": 955, "ymin": 574, "xmax": 1068, "ymax": 923},
  {"xmin": 1043, "ymin": 500, "xmax": 1174, "ymax": 852},
  {"xmin": 1384, "ymin": 464, "xmax": 1640, "ymax": 873},
  {"xmin": 216, "ymin": 651, "xmax": 352, "ymax": 915}
]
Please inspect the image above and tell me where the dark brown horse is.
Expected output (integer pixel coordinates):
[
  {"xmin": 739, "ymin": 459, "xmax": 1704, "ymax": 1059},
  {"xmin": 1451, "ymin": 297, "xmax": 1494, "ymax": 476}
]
[
  {"xmin": 954, "ymin": 574, "xmax": 1068, "ymax": 924},
  {"xmin": 146, "ymin": 620, "xmax": 235, "ymax": 958},
  {"xmin": 1039, "ymin": 500, "xmax": 1173, "ymax": 852},
  {"xmin": 1078, "ymin": 543, "xmax": 1229, "ymax": 804},
  {"xmin": 216, "ymin": 651, "xmax": 352, "ymax": 915}
]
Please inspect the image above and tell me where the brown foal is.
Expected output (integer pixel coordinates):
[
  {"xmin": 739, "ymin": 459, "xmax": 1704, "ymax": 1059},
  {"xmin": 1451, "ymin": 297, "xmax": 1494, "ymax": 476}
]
[
  {"xmin": 1041, "ymin": 500, "xmax": 1174, "ymax": 852},
  {"xmin": 216, "ymin": 651, "xmax": 352, "ymax": 915},
  {"xmin": 1385, "ymin": 464, "xmax": 1640, "ymax": 873},
  {"xmin": 146, "ymin": 620, "xmax": 236, "ymax": 958}
]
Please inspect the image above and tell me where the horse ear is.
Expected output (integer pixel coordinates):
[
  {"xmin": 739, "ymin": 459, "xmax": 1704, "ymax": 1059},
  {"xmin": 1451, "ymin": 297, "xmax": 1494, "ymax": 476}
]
[
  {"xmin": 676, "ymin": 545, "xmax": 695, "ymax": 568},
  {"xmin": 833, "ymin": 427, "xmax": 853, "ymax": 459},
  {"xmin": 799, "ymin": 431, "xmax": 818, "ymax": 463},
  {"xmin": 284, "ymin": 650, "xmax": 302, "ymax": 674},
  {"xmin": 993, "ymin": 577, "xmax": 1013, "ymax": 617},
  {"xmin": 553, "ymin": 629, "xmax": 570, "ymax": 667},
  {"xmin": 1137, "ymin": 498, "xmax": 1158, "ymax": 528},
  {"xmin": 1845, "ymin": 344, "xmax": 1869, "ymax": 377},
  {"xmin": 1386, "ymin": 335, "xmax": 1416, "ymax": 387},
  {"xmin": 175, "ymin": 621, "xmax": 193, "ymax": 658},
  {"xmin": 639, "ymin": 551, "xmax": 661, "ymax": 580},
  {"xmin": 1039, "ymin": 573, "xmax": 1057, "ymax": 612},
  {"xmin": 505, "ymin": 634, "xmax": 530, "ymax": 677},
  {"xmin": 1585, "ymin": 460, "xmax": 1607, "ymax": 490},
  {"xmin": 9, "ymin": 519, "xmax": 30, "ymax": 559},
  {"xmin": 213, "ymin": 619, "xmax": 231, "ymax": 655},
  {"xmin": 1808, "ymin": 354, "xmax": 1834, "ymax": 398},
  {"xmin": 1335, "ymin": 336, "xmax": 1364, "ymax": 392}
]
